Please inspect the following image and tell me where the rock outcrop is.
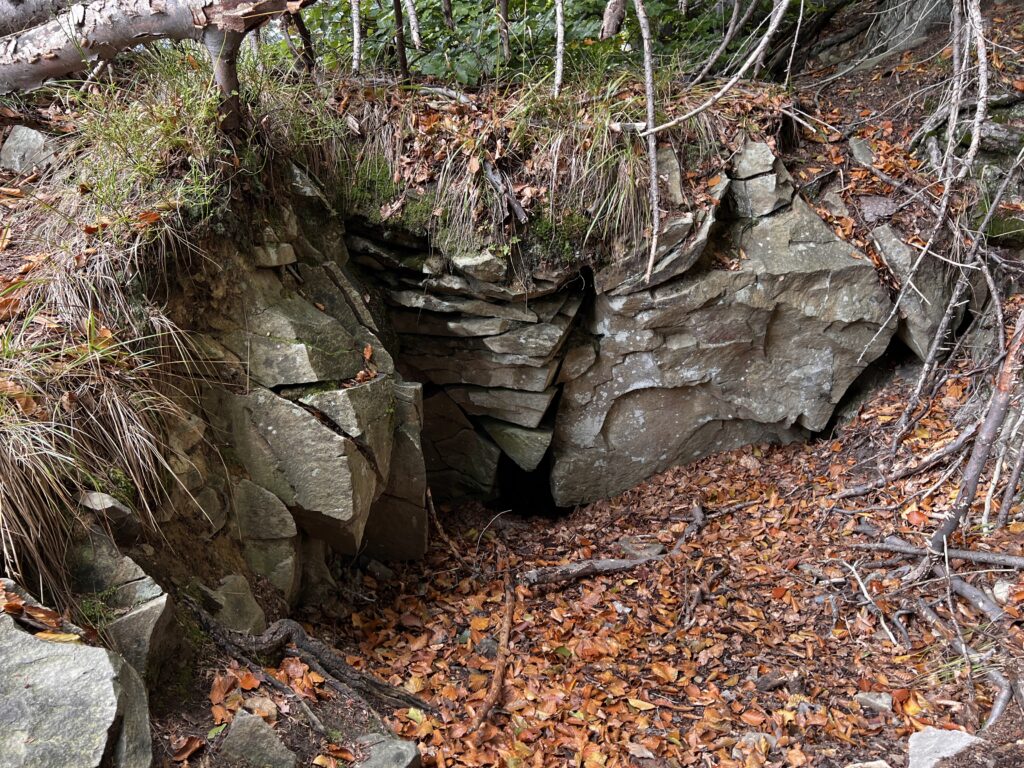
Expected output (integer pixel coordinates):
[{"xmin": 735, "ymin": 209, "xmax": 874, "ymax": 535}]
[
  {"xmin": 0, "ymin": 612, "xmax": 152, "ymax": 768},
  {"xmin": 351, "ymin": 142, "xmax": 896, "ymax": 506}
]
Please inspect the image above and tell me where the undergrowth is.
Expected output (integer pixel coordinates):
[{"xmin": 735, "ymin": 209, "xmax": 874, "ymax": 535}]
[{"xmin": 0, "ymin": 43, "xmax": 347, "ymax": 602}]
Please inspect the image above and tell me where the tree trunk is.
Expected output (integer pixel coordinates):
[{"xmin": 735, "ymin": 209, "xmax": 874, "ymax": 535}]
[
  {"xmin": 351, "ymin": 0, "xmax": 362, "ymax": 72},
  {"xmin": 391, "ymin": 0, "xmax": 409, "ymax": 79},
  {"xmin": 553, "ymin": 0, "xmax": 565, "ymax": 96},
  {"xmin": 441, "ymin": 0, "xmax": 453, "ymax": 29},
  {"xmin": 497, "ymin": 0, "xmax": 510, "ymax": 61},
  {"xmin": 0, "ymin": 0, "xmax": 75, "ymax": 36},
  {"xmin": 600, "ymin": 0, "xmax": 626, "ymax": 39},
  {"xmin": 0, "ymin": 0, "xmax": 315, "ymax": 103},
  {"xmin": 402, "ymin": 0, "xmax": 421, "ymax": 48}
]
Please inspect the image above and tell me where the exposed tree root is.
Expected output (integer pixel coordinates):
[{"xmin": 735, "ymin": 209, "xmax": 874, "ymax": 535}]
[
  {"xmin": 831, "ymin": 421, "xmax": 979, "ymax": 500},
  {"xmin": 471, "ymin": 551, "xmax": 514, "ymax": 731},
  {"xmin": 189, "ymin": 600, "xmax": 435, "ymax": 715},
  {"xmin": 520, "ymin": 504, "xmax": 704, "ymax": 587}
]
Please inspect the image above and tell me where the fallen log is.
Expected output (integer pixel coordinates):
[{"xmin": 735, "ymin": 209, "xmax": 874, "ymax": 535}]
[{"xmin": 849, "ymin": 541, "xmax": 1024, "ymax": 570}]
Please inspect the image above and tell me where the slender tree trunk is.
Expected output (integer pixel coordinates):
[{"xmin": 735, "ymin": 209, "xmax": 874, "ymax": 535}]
[
  {"xmin": 402, "ymin": 0, "xmax": 422, "ymax": 49},
  {"xmin": 441, "ymin": 0, "xmax": 454, "ymax": 29},
  {"xmin": 290, "ymin": 11, "xmax": 316, "ymax": 72},
  {"xmin": 600, "ymin": 0, "xmax": 626, "ymax": 39},
  {"xmin": 351, "ymin": 0, "xmax": 362, "ymax": 73},
  {"xmin": 929, "ymin": 312, "xmax": 1024, "ymax": 553},
  {"xmin": 497, "ymin": 0, "xmax": 510, "ymax": 61},
  {"xmin": 632, "ymin": 0, "xmax": 661, "ymax": 283},
  {"xmin": 392, "ymin": 0, "xmax": 409, "ymax": 79},
  {"xmin": 553, "ymin": 0, "xmax": 565, "ymax": 96}
]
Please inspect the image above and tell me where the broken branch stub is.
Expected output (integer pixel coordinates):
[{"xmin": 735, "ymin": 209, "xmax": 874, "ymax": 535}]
[{"xmin": 0, "ymin": 0, "xmax": 320, "ymax": 125}]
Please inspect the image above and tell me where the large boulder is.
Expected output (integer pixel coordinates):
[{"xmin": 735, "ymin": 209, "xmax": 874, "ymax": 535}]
[
  {"xmin": 549, "ymin": 191, "xmax": 895, "ymax": 505},
  {"xmin": 234, "ymin": 479, "xmax": 302, "ymax": 605},
  {"xmin": 871, "ymin": 224, "xmax": 952, "ymax": 360},
  {"xmin": 71, "ymin": 529, "xmax": 175, "ymax": 685},
  {"xmin": 215, "ymin": 387, "xmax": 378, "ymax": 555},
  {"xmin": 0, "ymin": 613, "xmax": 151, "ymax": 768},
  {"xmin": 362, "ymin": 381, "xmax": 429, "ymax": 560}
]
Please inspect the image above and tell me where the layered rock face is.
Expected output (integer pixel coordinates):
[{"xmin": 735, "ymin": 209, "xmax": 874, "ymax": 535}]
[
  {"xmin": 352, "ymin": 143, "xmax": 897, "ymax": 506},
  {"xmin": 186, "ymin": 174, "xmax": 429, "ymax": 607}
]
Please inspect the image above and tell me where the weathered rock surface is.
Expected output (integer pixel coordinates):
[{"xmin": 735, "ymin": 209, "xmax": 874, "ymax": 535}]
[
  {"xmin": 71, "ymin": 529, "xmax": 175, "ymax": 683},
  {"xmin": 200, "ymin": 574, "xmax": 266, "ymax": 635},
  {"xmin": 0, "ymin": 126, "xmax": 54, "ymax": 173},
  {"xmin": 214, "ymin": 387, "xmax": 377, "ymax": 555},
  {"xmin": 907, "ymin": 726, "xmax": 982, "ymax": 768},
  {"xmin": 234, "ymin": 479, "xmax": 302, "ymax": 604},
  {"xmin": 872, "ymin": 224, "xmax": 951, "ymax": 360},
  {"xmin": 0, "ymin": 613, "xmax": 151, "ymax": 768},
  {"xmin": 481, "ymin": 418, "xmax": 553, "ymax": 472},
  {"xmin": 355, "ymin": 732, "xmax": 422, "ymax": 768},
  {"xmin": 422, "ymin": 390, "xmax": 501, "ymax": 498},
  {"xmin": 218, "ymin": 711, "xmax": 298, "ymax": 768},
  {"xmin": 549, "ymin": 152, "xmax": 895, "ymax": 505},
  {"xmin": 363, "ymin": 381, "xmax": 429, "ymax": 560}
]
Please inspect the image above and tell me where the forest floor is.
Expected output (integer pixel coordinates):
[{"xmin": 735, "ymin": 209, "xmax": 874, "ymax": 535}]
[{"xmin": 152, "ymin": 346, "xmax": 1024, "ymax": 768}]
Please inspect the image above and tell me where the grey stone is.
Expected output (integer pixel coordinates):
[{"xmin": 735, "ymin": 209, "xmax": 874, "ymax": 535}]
[
  {"xmin": 105, "ymin": 593, "xmax": 175, "ymax": 684},
  {"xmin": 907, "ymin": 726, "xmax": 983, "ymax": 768},
  {"xmin": 216, "ymin": 270, "xmax": 364, "ymax": 388},
  {"xmin": 77, "ymin": 491, "xmax": 141, "ymax": 539},
  {"xmin": 732, "ymin": 141, "xmax": 777, "ymax": 179},
  {"xmin": 731, "ymin": 171, "xmax": 794, "ymax": 218},
  {"xmin": 403, "ymin": 351, "xmax": 560, "ymax": 392},
  {"xmin": 857, "ymin": 195, "xmax": 898, "ymax": 225},
  {"xmin": 619, "ymin": 536, "xmax": 666, "ymax": 559},
  {"xmin": 363, "ymin": 382, "xmax": 428, "ymax": 561},
  {"xmin": 845, "ymin": 762, "xmax": 893, "ymax": 768},
  {"xmin": 244, "ymin": 539, "xmax": 301, "ymax": 605},
  {"xmin": 219, "ymin": 711, "xmax": 297, "ymax": 768},
  {"xmin": 480, "ymin": 419, "xmax": 553, "ymax": 472},
  {"xmin": 292, "ymin": 262, "xmax": 393, "ymax": 372},
  {"xmin": 300, "ymin": 376, "xmax": 395, "ymax": 478},
  {"xmin": 234, "ymin": 479, "xmax": 298, "ymax": 540},
  {"xmin": 391, "ymin": 311, "xmax": 514, "ymax": 337},
  {"xmin": 452, "ymin": 251, "xmax": 507, "ymax": 283},
  {"xmin": 71, "ymin": 529, "xmax": 163, "ymax": 608},
  {"xmin": 855, "ymin": 691, "xmax": 893, "ymax": 713},
  {"xmin": 550, "ymin": 196, "xmax": 894, "ymax": 506},
  {"xmin": 872, "ymin": 224, "xmax": 952, "ymax": 360},
  {"xmin": 197, "ymin": 487, "xmax": 227, "ymax": 534},
  {"xmin": 850, "ymin": 137, "xmax": 876, "ymax": 167},
  {"xmin": 388, "ymin": 290, "xmax": 538, "ymax": 322},
  {"xmin": 422, "ymin": 390, "xmax": 500, "ymax": 498},
  {"xmin": 0, "ymin": 126, "xmax": 55, "ymax": 173},
  {"xmin": 253, "ymin": 243, "xmax": 297, "ymax": 268},
  {"xmin": 657, "ymin": 146, "xmax": 685, "ymax": 206},
  {"xmin": 355, "ymin": 733, "xmax": 421, "ymax": 768},
  {"xmin": 201, "ymin": 574, "xmax": 266, "ymax": 635},
  {"xmin": 993, "ymin": 579, "xmax": 1014, "ymax": 604},
  {"xmin": 220, "ymin": 388, "xmax": 377, "ymax": 554},
  {"xmin": 447, "ymin": 386, "xmax": 556, "ymax": 429},
  {"xmin": 482, "ymin": 317, "xmax": 573, "ymax": 358},
  {"xmin": 0, "ymin": 613, "xmax": 151, "ymax": 768}
]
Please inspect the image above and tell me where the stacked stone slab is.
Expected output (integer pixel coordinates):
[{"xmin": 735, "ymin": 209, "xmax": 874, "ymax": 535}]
[
  {"xmin": 347, "ymin": 143, "xmax": 898, "ymax": 507},
  {"xmin": 197, "ymin": 180, "xmax": 428, "ymax": 608},
  {"xmin": 348, "ymin": 231, "xmax": 584, "ymax": 497}
]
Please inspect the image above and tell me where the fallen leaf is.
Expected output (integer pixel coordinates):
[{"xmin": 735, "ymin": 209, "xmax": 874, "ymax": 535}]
[{"xmin": 171, "ymin": 735, "xmax": 204, "ymax": 762}]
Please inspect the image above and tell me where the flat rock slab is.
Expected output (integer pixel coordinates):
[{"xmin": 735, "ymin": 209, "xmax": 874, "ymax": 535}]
[
  {"xmin": 908, "ymin": 727, "xmax": 983, "ymax": 768},
  {"xmin": 356, "ymin": 733, "xmax": 421, "ymax": 768},
  {"xmin": 219, "ymin": 711, "xmax": 297, "ymax": 768},
  {"xmin": 0, "ymin": 614, "xmax": 151, "ymax": 768},
  {"xmin": 0, "ymin": 126, "xmax": 55, "ymax": 173}
]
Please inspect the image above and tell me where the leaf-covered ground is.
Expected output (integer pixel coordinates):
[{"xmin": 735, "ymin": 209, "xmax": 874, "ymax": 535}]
[{"xmin": 268, "ymin": 357, "xmax": 1023, "ymax": 768}]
